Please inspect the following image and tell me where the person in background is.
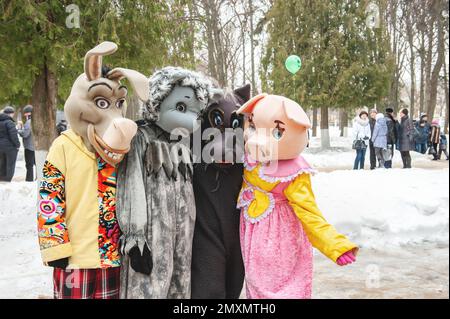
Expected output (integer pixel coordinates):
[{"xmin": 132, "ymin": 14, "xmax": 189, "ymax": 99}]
[
  {"xmin": 414, "ymin": 113, "xmax": 430, "ymax": 154},
  {"xmin": 368, "ymin": 109, "xmax": 378, "ymax": 170},
  {"xmin": 371, "ymin": 113, "xmax": 388, "ymax": 168},
  {"xmin": 438, "ymin": 132, "xmax": 449, "ymax": 160},
  {"xmin": 398, "ymin": 108, "xmax": 414, "ymax": 168},
  {"xmin": 352, "ymin": 110, "xmax": 371, "ymax": 170},
  {"xmin": 0, "ymin": 106, "xmax": 20, "ymax": 182},
  {"xmin": 429, "ymin": 119, "xmax": 441, "ymax": 161},
  {"xmin": 384, "ymin": 107, "xmax": 398, "ymax": 168},
  {"xmin": 56, "ymin": 119, "xmax": 68, "ymax": 136},
  {"xmin": 17, "ymin": 105, "xmax": 35, "ymax": 181}
]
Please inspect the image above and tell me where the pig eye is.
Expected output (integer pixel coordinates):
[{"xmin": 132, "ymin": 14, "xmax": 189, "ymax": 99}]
[
  {"xmin": 272, "ymin": 128, "xmax": 284, "ymax": 140},
  {"xmin": 95, "ymin": 97, "xmax": 110, "ymax": 109},
  {"xmin": 116, "ymin": 98, "xmax": 125, "ymax": 109},
  {"xmin": 176, "ymin": 102, "xmax": 187, "ymax": 113}
]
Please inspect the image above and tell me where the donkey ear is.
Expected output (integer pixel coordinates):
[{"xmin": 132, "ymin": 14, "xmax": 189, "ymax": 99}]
[
  {"xmin": 234, "ymin": 83, "xmax": 251, "ymax": 103},
  {"xmin": 210, "ymin": 88, "xmax": 224, "ymax": 103},
  {"xmin": 236, "ymin": 93, "xmax": 267, "ymax": 115},
  {"xmin": 107, "ymin": 68, "xmax": 150, "ymax": 102},
  {"xmin": 281, "ymin": 99, "xmax": 311, "ymax": 129},
  {"xmin": 84, "ymin": 41, "xmax": 118, "ymax": 81}
]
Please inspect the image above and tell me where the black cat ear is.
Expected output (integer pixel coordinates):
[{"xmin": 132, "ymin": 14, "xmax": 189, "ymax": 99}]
[{"xmin": 234, "ymin": 84, "xmax": 251, "ymax": 103}]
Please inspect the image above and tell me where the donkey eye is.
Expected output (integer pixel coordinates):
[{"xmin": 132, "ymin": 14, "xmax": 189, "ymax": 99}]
[
  {"xmin": 231, "ymin": 118, "xmax": 241, "ymax": 129},
  {"xmin": 116, "ymin": 98, "xmax": 125, "ymax": 109},
  {"xmin": 176, "ymin": 102, "xmax": 187, "ymax": 113},
  {"xmin": 95, "ymin": 98, "xmax": 110, "ymax": 109}
]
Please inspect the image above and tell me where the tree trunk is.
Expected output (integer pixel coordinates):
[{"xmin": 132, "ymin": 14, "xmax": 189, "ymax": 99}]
[
  {"xmin": 249, "ymin": 0, "xmax": 256, "ymax": 96},
  {"xmin": 444, "ymin": 58, "xmax": 449, "ymax": 134},
  {"xmin": 339, "ymin": 109, "xmax": 348, "ymax": 137},
  {"xmin": 405, "ymin": 5, "xmax": 416, "ymax": 118},
  {"xmin": 31, "ymin": 62, "xmax": 58, "ymax": 177},
  {"xmin": 426, "ymin": 0, "xmax": 445, "ymax": 119},
  {"xmin": 312, "ymin": 107, "xmax": 318, "ymax": 137},
  {"xmin": 320, "ymin": 105, "xmax": 330, "ymax": 149}
]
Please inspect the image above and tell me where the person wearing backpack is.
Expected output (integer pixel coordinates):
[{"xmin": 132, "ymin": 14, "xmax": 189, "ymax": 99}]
[
  {"xmin": 352, "ymin": 110, "xmax": 371, "ymax": 170},
  {"xmin": 429, "ymin": 119, "xmax": 441, "ymax": 161}
]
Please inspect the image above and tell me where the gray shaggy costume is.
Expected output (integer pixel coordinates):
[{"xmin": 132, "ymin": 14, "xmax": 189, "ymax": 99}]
[{"xmin": 116, "ymin": 67, "xmax": 221, "ymax": 299}]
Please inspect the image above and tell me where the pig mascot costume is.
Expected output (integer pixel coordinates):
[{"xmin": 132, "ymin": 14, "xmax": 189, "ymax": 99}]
[
  {"xmin": 37, "ymin": 41, "xmax": 149, "ymax": 299},
  {"xmin": 236, "ymin": 94, "xmax": 358, "ymax": 299}
]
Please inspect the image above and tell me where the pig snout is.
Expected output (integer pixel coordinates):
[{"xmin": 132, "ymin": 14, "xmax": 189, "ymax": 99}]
[{"xmin": 101, "ymin": 118, "xmax": 138, "ymax": 151}]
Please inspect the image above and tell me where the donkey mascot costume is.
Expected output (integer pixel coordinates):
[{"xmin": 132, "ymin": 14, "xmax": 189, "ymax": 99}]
[
  {"xmin": 37, "ymin": 41, "xmax": 149, "ymax": 299},
  {"xmin": 117, "ymin": 67, "xmax": 222, "ymax": 298}
]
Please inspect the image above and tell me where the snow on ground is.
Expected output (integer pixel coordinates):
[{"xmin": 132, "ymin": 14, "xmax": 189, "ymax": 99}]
[{"xmin": 0, "ymin": 126, "xmax": 448, "ymax": 298}]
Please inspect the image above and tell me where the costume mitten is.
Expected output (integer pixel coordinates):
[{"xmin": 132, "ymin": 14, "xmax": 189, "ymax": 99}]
[
  {"xmin": 48, "ymin": 257, "xmax": 69, "ymax": 269},
  {"xmin": 129, "ymin": 245, "xmax": 153, "ymax": 275},
  {"xmin": 336, "ymin": 251, "xmax": 356, "ymax": 266}
]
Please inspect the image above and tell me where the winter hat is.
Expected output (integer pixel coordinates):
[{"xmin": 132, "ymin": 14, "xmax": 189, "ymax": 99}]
[
  {"xmin": 369, "ymin": 109, "xmax": 378, "ymax": 114},
  {"xmin": 2, "ymin": 106, "xmax": 15, "ymax": 114},
  {"xmin": 359, "ymin": 110, "xmax": 369, "ymax": 118},
  {"xmin": 385, "ymin": 107, "xmax": 394, "ymax": 114},
  {"xmin": 376, "ymin": 113, "xmax": 384, "ymax": 120},
  {"xmin": 432, "ymin": 119, "xmax": 440, "ymax": 125},
  {"xmin": 23, "ymin": 105, "xmax": 33, "ymax": 114}
]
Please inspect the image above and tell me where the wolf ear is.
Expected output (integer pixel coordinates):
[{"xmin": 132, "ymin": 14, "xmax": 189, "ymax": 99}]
[
  {"xmin": 107, "ymin": 68, "xmax": 150, "ymax": 102},
  {"xmin": 84, "ymin": 41, "xmax": 118, "ymax": 81},
  {"xmin": 234, "ymin": 83, "xmax": 251, "ymax": 103},
  {"xmin": 236, "ymin": 93, "xmax": 267, "ymax": 115}
]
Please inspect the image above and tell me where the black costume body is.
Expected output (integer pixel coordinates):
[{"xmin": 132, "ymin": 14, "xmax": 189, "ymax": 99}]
[
  {"xmin": 117, "ymin": 123, "xmax": 195, "ymax": 298},
  {"xmin": 191, "ymin": 85, "xmax": 251, "ymax": 299},
  {"xmin": 192, "ymin": 163, "xmax": 244, "ymax": 298}
]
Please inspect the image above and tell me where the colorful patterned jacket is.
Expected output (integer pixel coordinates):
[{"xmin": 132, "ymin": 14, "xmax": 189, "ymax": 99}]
[{"xmin": 37, "ymin": 129, "xmax": 120, "ymax": 269}]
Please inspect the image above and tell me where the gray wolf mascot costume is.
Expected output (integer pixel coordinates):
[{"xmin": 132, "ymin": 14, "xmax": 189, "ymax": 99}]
[{"xmin": 117, "ymin": 67, "xmax": 222, "ymax": 298}]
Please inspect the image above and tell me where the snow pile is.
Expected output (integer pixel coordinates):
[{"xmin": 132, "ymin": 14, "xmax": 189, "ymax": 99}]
[
  {"xmin": 312, "ymin": 168, "xmax": 449, "ymax": 249},
  {"xmin": 0, "ymin": 182, "xmax": 52, "ymax": 298}
]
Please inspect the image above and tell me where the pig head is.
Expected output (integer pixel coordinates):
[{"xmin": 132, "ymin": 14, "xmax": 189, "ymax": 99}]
[
  {"xmin": 64, "ymin": 41, "xmax": 149, "ymax": 166},
  {"xmin": 236, "ymin": 94, "xmax": 311, "ymax": 162}
]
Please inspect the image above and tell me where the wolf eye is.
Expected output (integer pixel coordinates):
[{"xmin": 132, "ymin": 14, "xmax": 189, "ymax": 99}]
[
  {"xmin": 272, "ymin": 128, "xmax": 284, "ymax": 140},
  {"xmin": 176, "ymin": 102, "xmax": 187, "ymax": 113},
  {"xmin": 116, "ymin": 98, "xmax": 125, "ymax": 109},
  {"xmin": 95, "ymin": 98, "xmax": 110, "ymax": 109}
]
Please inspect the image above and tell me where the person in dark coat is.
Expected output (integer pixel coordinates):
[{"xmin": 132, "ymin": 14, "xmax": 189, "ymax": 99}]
[
  {"xmin": 384, "ymin": 107, "xmax": 398, "ymax": 168},
  {"xmin": 0, "ymin": 106, "xmax": 20, "ymax": 182},
  {"xmin": 398, "ymin": 108, "xmax": 414, "ymax": 168},
  {"xmin": 368, "ymin": 109, "xmax": 378, "ymax": 170},
  {"xmin": 191, "ymin": 84, "xmax": 250, "ymax": 299},
  {"xmin": 17, "ymin": 105, "xmax": 35, "ymax": 181},
  {"xmin": 414, "ymin": 113, "xmax": 431, "ymax": 154},
  {"xmin": 429, "ymin": 119, "xmax": 441, "ymax": 161},
  {"xmin": 438, "ymin": 132, "xmax": 449, "ymax": 160}
]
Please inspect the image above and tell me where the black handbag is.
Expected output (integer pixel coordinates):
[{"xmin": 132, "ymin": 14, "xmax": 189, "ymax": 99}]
[{"xmin": 352, "ymin": 139, "xmax": 365, "ymax": 150}]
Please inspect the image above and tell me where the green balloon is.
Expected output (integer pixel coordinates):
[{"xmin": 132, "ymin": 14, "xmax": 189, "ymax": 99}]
[{"xmin": 285, "ymin": 55, "xmax": 302, "ymax": 74}]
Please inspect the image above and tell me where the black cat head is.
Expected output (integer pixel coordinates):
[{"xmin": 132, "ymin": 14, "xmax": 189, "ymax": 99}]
[{"xmin": 200, "ymin": 84, "xmax": 251, "ymax": 165}]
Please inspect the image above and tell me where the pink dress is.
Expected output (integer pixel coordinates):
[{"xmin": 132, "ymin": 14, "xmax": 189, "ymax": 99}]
[{"xmin": 237, "ymin": 156, "xmax": 315, "ymax": 299}]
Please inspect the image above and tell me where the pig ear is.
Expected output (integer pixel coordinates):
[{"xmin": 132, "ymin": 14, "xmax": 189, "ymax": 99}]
[
  {"xmin": 84, "ymin": 41, "xmax": 118, "ymax": 81},
  {"xmin": 282, "ymin": 100, "xmax": 311, "ymax": 129},
  {"xmin": 236, "ymin": 93, "xmax": 267, "ymax": 115},
  {"xmin": 234, "ymin": 84, "xmax": 251, "ymax": 103},
  {"xmin": 107, "ymin": 68, "xmax": 150, "ymax": 102}
]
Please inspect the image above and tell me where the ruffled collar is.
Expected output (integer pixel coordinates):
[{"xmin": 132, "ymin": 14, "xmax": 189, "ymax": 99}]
[{"xmin": 243, "ymin": 154, "xmax": 316, "ymax": 183}]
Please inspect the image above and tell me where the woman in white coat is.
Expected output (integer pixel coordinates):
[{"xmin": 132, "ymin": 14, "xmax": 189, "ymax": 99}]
[{"xmin": 352, "ymin": 111, "xmax": 371, "ymax": 170}]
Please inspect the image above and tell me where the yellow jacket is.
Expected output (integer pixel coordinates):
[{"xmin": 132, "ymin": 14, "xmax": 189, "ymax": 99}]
[
  {"xmin": 238, "ymin": 157, "xmax": 358, "ymax": 262},
  {"xmin": 37, "ymin": 130, "xmax": 120, "ymax": 269}
]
